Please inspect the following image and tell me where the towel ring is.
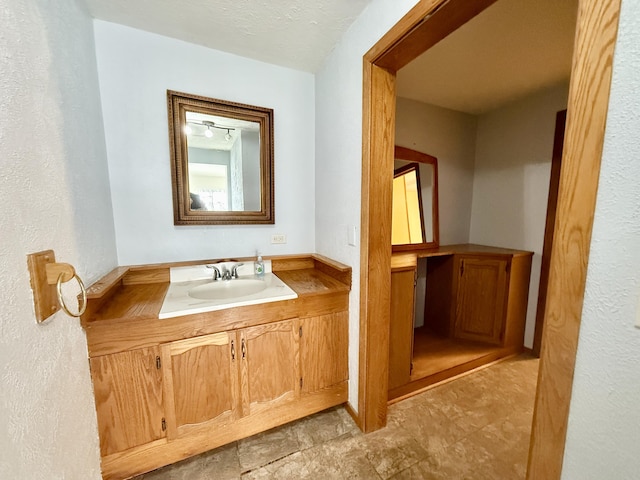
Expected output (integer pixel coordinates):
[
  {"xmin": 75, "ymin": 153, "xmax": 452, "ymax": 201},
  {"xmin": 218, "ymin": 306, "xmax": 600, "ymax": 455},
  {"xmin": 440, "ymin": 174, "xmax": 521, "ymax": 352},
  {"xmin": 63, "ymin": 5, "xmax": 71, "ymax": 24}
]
[{"xmin": 56, "ymin": 272, "xmax": 87, "ymax": 317}]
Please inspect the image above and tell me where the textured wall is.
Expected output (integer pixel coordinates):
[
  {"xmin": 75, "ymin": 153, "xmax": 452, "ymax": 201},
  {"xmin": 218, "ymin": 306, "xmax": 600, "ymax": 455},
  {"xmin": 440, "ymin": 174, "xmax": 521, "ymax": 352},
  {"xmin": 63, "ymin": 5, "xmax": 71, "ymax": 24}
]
[
  {"xmin": 94, "ymin": 21, "xmax": 316, "ymax": 265},
  {"xmin": 396, "ymin": 97, "xmax": 478, "ymax": 245},
  {"xmin": 315, "ymin": 0, "xmax": 419, "ymax": 407},
  {"xmin": 0, "ymin": 0, "xmax": 116, "ymax": 478},
  {"xmin": 396, "ymin": 86, "xmax": 569, "ymax": 348},
  {"xmin": 469, "ymin": 84, "xmax": 569, "ymax": 347},
  {"xmin": 562, "ymin": 0, "xmax": 640, "ymax": 476}
]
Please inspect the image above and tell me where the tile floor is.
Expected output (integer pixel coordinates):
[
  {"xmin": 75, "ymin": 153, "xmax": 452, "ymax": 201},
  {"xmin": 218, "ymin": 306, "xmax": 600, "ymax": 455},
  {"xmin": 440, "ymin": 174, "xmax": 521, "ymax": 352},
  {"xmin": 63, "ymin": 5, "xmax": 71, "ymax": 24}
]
[{"xmin": 134, "ymin": 355, "xmax": 538, "ymax": 480}]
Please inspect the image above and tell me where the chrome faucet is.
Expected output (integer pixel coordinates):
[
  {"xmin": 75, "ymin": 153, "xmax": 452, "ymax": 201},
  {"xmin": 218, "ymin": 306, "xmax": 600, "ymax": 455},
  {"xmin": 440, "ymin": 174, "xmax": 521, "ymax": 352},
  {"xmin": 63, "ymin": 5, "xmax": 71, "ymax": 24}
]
[
  {"xmin": 207, "ymin": 264, "xmax": 222, "ymax": 281},
  {"xmin": 231, "ymin": 263, "xmax": 244, "ymax": 279},
  {"xmin": 221, "ymin": 266, "xmax": 231, "ymax": 281},
  {"xmin": 207, "ymin": 262, "xmax": 244, "ymax": 281}
]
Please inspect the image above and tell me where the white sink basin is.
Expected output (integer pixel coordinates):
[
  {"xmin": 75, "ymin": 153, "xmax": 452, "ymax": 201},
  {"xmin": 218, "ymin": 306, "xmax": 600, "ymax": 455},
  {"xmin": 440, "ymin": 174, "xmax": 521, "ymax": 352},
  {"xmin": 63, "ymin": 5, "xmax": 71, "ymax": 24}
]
[
  {"xmin": 188, "ymin": 278, "xmax": 267, "ymax": 300},
  {"xmin": 159, "ymin": 262, "xmax": 298, "ymax": 319}
]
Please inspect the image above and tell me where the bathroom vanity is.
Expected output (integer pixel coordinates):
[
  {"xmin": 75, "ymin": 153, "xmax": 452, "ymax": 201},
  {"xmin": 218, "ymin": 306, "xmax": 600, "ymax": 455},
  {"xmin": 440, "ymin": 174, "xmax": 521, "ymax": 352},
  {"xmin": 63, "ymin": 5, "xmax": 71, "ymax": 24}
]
[{"xmin": 81, "ymin": 254, "xmax": 350, "ymax": 480}]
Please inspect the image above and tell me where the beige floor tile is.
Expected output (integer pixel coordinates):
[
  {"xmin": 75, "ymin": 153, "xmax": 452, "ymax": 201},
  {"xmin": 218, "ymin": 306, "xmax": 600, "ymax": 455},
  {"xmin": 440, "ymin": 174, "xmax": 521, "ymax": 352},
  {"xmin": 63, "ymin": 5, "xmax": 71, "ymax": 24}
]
[
  {"xmin": 302, "ymin": 433, "xmax": 382, "ymax": 479},
  {"xmin": 388, "ymin": 399, "xmax": 468, "ymax": 454},
  {"xmin": 291, "ymin": 406, "xmax": 359, "ymax": 451},
  {"xmin": 237, "ymin": 424, "xmax": 301, "ymax": 472},
  {"xmin": 135, "ymin": 355, "xmax": 539, "ymax": 480},
  {"xmin": 241, "ymin": 452, "xmax": 312, "ymax": 479},
  {"xmin": 133, "ymin": 442, "xmax": 240, "ymax": 480},
  {"xmin": 363, "ymin": 423, "xmax": 430, "ymax": 479},
  {"xmin": 200, "ymin": 442, "xmax": 242, "ymax": 479}
]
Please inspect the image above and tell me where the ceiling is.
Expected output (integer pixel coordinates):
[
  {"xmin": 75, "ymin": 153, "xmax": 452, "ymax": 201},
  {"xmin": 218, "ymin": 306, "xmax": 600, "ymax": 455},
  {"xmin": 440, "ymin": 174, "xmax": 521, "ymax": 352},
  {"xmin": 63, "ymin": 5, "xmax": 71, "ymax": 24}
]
[
  {"xmin": 80, "ymin": 0, "xmax": 577, "ymax": 114},
  {"xmin": 80, "ymin": 0, "xmax": 373, "ymax": 73},
  {"xmin": 397, "ymin": 0, "xmax": 578, "ymax": 114}
]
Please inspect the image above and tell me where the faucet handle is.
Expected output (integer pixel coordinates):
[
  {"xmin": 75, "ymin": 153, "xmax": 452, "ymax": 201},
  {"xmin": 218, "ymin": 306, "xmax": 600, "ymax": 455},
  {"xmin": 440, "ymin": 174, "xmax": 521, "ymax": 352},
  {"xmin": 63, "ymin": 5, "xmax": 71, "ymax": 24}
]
[
  {"xmin": 206, "ymin": 264, "xmax": 222, "ymax": 280},
  {"xmin": 231, "ymin": 263, "xmax": 245, "ymax": 279}
]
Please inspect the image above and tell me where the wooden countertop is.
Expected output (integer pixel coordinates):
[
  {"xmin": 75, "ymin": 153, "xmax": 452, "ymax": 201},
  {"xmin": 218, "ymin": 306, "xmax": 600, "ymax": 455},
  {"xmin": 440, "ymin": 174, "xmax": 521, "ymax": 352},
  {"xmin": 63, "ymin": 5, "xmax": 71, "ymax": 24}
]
[
  {"xmin": 395, "ymin": 243, "xmax": 534, "ymax": 257},
  {"xmin": 81, "ymin": 254, "xmax": 351, "ymax": 357},
  {"xmin": 392, "ymin": 243, "xmax": 534, "ymax": 269}
]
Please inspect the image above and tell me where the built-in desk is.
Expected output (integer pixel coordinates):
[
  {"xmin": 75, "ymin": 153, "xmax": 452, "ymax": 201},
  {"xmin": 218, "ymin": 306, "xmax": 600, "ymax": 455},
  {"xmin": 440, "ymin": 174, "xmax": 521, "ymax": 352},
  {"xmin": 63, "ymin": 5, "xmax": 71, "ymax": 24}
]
[{"xmin": 389, "ymin": 244, "xmax": 533, "ymax": 400}]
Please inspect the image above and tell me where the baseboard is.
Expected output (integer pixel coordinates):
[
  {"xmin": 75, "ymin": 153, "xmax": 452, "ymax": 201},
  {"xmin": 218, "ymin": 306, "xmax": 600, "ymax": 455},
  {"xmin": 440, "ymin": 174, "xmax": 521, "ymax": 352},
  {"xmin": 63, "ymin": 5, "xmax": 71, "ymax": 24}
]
[{"xmin": 343, "ymin": 401, "xmax": 363, "ymax": 431}]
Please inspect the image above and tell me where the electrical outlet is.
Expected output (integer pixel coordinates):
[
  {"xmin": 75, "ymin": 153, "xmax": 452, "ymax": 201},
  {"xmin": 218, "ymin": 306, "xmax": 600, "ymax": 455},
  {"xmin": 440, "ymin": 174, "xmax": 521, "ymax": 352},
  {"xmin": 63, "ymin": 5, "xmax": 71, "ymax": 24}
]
[{"xmin": 271, "ymin": 234, "xmax": 287, "ymax": 244}]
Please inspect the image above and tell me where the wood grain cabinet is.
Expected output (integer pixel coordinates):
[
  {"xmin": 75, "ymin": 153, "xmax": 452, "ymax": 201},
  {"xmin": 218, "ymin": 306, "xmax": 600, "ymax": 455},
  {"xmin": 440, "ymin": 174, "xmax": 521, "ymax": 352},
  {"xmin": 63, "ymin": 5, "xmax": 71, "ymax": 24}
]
[
  {"xmin": 92, "ymin": 314, "xmax": 348, "ymax": 479},
  {"xmin": 453, "ymin": 256, "xmax": 509, "ymax": 345},
  {"xmin": 452, "ymin": 252, "xmax": 532, "ymax": 349},
  {"xmin": 161, "ymin": 331, "xmax": 240, "ymax": 440},
  {"xmin": 388, "ymin": 265, "xmax": 417, "ymax": 391},
  {"xmin": 388, "ymin": 245, "xmax": 533, "ymax": 398},
  {"xmin": 90, "ymin": 347, "xmax": 165, "ymax": 458},
  {"xmin": 160, "ymin": 319, "xmax": 301, "ymax": 440},
  {"xmin": 300, "ymin": 311, "xmax": 349, "ymax": 394},
  {"xmin": 239, "ymin": 319, "xmax": 300, "ymax": 416},
  {"xmin": 423, "ymin": 250, "xmax": 532, "ymax": 349},
  {"xmin": 83, "ymin": 255, "xmax": 351, "ymax": 479}
]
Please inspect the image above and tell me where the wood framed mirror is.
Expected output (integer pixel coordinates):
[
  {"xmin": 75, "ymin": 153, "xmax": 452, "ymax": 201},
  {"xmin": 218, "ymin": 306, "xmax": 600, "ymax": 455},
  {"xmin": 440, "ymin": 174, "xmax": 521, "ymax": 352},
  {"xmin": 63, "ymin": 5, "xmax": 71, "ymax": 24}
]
[
  {"xmin": 167, "ymin": 90, "xmax": 274, "ymax": 225},
  {"xmin": 392, "ymin": 145, "xmax": 439, "ymax": 250}
]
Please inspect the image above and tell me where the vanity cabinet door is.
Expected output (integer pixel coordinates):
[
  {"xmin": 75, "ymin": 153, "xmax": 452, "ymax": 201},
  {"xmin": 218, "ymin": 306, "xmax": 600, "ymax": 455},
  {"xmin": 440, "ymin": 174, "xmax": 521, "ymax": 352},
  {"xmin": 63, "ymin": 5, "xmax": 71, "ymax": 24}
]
[
  {"xmin": 454, "ymin": 256, "xmax": 509, "ymax": 345},
  {"xmin": 90, "ymin": 346, "xmax": 165, "ymax": 457},
  {"xmin": 239, "ymin": 318, "xmax": 300, "ymax": 417},
  {"xmin": 300, "ymin": 311, "xmax": 349, "ymax": 394},
  {"xmin": 388, "ymin": 266, "xmax": 417, "ymax": 391},
  {"xmin": 161, "ymin": 332, "xmax": 240, "ymax": 439}
]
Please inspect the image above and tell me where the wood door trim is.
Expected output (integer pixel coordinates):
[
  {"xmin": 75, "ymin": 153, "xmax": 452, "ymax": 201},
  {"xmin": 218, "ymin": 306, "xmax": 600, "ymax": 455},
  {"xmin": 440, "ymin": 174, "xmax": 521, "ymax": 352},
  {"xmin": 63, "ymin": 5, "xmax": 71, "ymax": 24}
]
[
  {"xmin": 532, "ymin": 110, "xmax": 566, "ymax": 357},
  {"xmin": 358, "ymin": 61, "xmax": 395, "ymax": 430},
  {"xmin": 359, "ymin": 2, "xmax": 621, "ymax": 479},
  {"xmin": 375, "ymin": 0, "xmax": 500, "ymax": 71},
  {"xmin": 527, "ymin": 1, "xmax": 621, "ymax": 476},
  {"xmin": 359, "ymin": 0, "xmax": 499, "ymax": 434}
]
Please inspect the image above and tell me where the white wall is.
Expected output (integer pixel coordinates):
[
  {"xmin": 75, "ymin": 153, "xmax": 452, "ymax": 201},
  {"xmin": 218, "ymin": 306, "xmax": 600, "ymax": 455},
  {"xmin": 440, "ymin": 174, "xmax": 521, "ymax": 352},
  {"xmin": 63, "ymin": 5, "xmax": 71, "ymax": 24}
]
[
  {"xmin": 315, "ymin": 0, "xmax": 419, "ymax": 408},
  {"xmin": 562, "ymin": 0, "xmax": 640, "ymax": 476},
  {"xmin": 396, "ymin": 97, "xmax": 478, "ymax": 244},
  {"xmin": 94, "ymin": 21, "xmax": 316, "ymax": 265},
  {"xmin": 469, "ymin": 84, "xmax": 569, "ymax": 347},
  {"xmin": 0, "ymin": 0, "xmax": 116, "ymax": 478}
]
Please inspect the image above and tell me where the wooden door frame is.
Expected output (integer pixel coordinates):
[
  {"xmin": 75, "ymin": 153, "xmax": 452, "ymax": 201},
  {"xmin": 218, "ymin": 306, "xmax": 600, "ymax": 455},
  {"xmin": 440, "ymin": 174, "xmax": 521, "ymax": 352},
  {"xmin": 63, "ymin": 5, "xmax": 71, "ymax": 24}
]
[
  {"xmin": 532, "ymin": 110, "xmax": 567, "ymax": 357},
  {"xmin": 358, "ymin": 1, "xmax": 621, "ymax": 479}
]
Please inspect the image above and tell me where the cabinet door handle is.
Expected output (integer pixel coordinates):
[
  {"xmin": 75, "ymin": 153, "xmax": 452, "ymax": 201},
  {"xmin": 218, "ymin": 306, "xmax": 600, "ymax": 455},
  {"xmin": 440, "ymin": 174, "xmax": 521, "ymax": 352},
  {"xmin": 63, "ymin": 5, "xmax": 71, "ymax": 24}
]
[
  {"xmin": 241, "ymin": 338, "xmax": 246, "ymax": 359},
  {"xmin": 231, "ymin": 340, "xmax": 235, "ymax": 360}
]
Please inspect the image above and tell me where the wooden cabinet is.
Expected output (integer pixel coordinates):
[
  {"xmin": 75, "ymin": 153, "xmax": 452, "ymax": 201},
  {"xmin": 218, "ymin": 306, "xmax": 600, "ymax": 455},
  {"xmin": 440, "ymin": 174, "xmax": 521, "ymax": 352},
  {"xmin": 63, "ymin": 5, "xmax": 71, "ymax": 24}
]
[
  {"xmin": 83, "ymin": 255, "xmax": 351, "ymax": 479},
  {"xmin": 388, "ymin": 266, "xmax": 416, "ymax": 390},
  {"xmin": 419, "ymin": 251, "xmax": 531, "ymax": 349},
  {"xmin": 453, "ymin": 256, "xmax": 508, "ymax": 345},
  {"xmin": 161, "ymin": 332, "xmax": 240, "ymax": 439},
  {"xmin": 300, "ymin": 311, "xmax": 349, "ymax": 393},
  {"xmin": 92, "ymin": 314, "xmax": 346, "ymax": 479},
  {"xmin": 388, "ymin": 245, "xmax": 533, "ymax": 398},
  {"xmin": 160, "ymin": 319, "xmax": 300, "ymax": 440},
  {"xmin": 90, "ymin": 347, "xmax": 165, "ymax": 457},
  {"xmin": 239, "ymin": 319, "xmax": 300, "ymax": 416}
]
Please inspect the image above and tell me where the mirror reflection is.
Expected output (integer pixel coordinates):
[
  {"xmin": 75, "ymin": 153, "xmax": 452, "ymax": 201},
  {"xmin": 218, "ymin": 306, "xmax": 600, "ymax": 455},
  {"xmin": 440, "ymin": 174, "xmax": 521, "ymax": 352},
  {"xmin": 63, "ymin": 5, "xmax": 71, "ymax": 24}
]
[
  {"xmin": 167, "ymin": 90, "xmax": 274, "ymax": 225},
  {"xmin": 185, "ymin": 112, "xmax": 261, "ymax": 212},
  {"xmin": 392, "ymin": 146, "xmax": 439, "ymax": 249},
  {"xmin": 392, "ymin": 164, "xmax": 425, "ymax": 244}
]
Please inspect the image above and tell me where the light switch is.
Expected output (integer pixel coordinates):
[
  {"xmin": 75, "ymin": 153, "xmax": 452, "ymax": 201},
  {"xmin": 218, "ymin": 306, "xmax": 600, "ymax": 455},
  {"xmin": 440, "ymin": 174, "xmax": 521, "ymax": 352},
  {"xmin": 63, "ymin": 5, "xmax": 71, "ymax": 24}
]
[{"xmin": 348, "ymin": 225, "xmax": 357, "ymax": 246}]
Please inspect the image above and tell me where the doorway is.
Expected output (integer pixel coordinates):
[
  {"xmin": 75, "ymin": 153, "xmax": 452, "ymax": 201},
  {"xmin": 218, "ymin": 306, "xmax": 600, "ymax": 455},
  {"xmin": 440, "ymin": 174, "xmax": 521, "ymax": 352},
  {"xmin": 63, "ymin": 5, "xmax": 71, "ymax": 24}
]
[{"xmin": 358, "ymin": 0, "xmax": 621, "ymax": 478}]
